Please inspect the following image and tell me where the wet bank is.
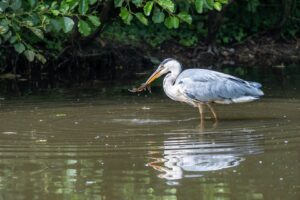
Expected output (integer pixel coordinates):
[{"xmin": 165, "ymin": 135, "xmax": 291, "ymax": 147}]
[{"xmin": 0, "ymin": 37, "xmax": 299, "ymax": 95}]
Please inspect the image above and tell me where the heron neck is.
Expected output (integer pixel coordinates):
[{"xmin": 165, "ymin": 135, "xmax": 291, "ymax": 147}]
[
  {"xmin": 164, "ymin": 67, "xmax": 181, "ymax": 85},
  {"xmin": 163, "ymin": 70, "xmax": 180, "ymax": 101}
]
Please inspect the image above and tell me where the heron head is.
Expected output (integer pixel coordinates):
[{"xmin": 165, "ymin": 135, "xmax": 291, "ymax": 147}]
[{"xmin": 145, "ymin": 58, "xmax": 181, "ymax": 85}]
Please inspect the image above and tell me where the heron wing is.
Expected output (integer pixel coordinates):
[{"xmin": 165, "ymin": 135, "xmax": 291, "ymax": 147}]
[{"xmin": 176, "ymin": 69, "xmax": 264, "ymax": 103}]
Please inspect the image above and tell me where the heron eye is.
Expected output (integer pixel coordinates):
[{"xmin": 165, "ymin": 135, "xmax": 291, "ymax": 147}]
[{"xmin": 160, "ymin": 65, "xmax": 165, "ymax": 69}]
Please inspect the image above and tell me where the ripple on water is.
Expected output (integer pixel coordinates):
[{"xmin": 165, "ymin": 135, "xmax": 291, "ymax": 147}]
[{"xmin": 0, "ymin": 98, "xmax": 298, "ymax": 185}]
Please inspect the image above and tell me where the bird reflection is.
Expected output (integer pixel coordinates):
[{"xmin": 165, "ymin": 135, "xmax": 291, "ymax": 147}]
[{"xmin": 147, "ymin": 127, "xmax": 263, "ymax": 181}]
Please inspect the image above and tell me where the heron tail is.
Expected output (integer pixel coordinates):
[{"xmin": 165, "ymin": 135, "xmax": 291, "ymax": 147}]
[{"xmin": 249, "ymin": 81, "xmax": 262, "ymax": 88}]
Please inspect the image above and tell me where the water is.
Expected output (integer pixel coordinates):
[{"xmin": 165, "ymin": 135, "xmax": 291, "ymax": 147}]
[{"xmin": 0, "ymin": 94, "xmax": 299, "ymax": 200}]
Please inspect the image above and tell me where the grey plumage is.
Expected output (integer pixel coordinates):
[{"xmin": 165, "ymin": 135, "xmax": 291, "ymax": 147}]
[{"xmin": 175, "ymin": 69, "xmax": 264, "ymax": 104}]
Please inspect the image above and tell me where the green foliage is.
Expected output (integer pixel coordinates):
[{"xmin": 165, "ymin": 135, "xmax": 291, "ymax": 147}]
[
  {"xmin": 0, "ymin": 0, "xmax": 101, "ymax": 63},
  {"xmin": 115, "ymin": 0, "xmax": 227, "ymax": 28},
  {"xmin": 0, "ymin": 0, "xmax": 299, "ymax": 66},
  {"xmin": 216, "ymin": 0, "xmax": 300, "ymax": 44},
  {"xmin": 0, "ymin": 0, "xmax": 228, "ymax": 64}
]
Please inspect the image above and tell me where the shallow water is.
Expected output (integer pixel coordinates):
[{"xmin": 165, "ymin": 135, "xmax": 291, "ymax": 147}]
[{"xmin": 0, "ymin": 94, "xmax": 299, "ymax": 200}]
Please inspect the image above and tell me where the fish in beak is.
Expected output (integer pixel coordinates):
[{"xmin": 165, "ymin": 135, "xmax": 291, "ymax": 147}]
[{"xmin": 128, "ymin": 66, "xmax": 163, "ymax": 93}]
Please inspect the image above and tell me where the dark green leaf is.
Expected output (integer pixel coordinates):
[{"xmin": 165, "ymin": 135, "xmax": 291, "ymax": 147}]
[
  {"xmin": 114, "ymin": 0, "xmax": 123, "ymax": 7},
  {"xmin": 0, "ymin": 2, "xmax": 9, "ymax": 12},
  {"xmin": 60, "ymin": 3, "xmax": 70, "ymax": 14},
  {"xmin": 177, "ymin": 12, "xmax": 192, "ymax": 24},
  {"xmin": 61, "ymin": 17, "xmax": 74, "ymax": 33},
  {"xmin": 135, "ymin": 13, "xmax": 148, "ymax": 25},
  {"xmin": 78, "ymin": 20, "xmax": 91, "ymax": 36},
  {"xmin": 14, "ymin": 43, "xmax": 25, "ymax": 54},
  {"xmin": 195, "ymin": 0, "xmax": 204, "ymax": 13},
  {"xmin": 144, "ymin": 1, "xmax": 154, "ymax": 16},
  {"xmin": 50, "ymin": 18, "xmax": 62, "ymax": 32},
  {"xmin": 3, "ymin": 31, "xmax": 12, "ymax": 41},
  {"xmin": 132, "ymin": 0, "xmax": 143, "ymax": 7},
  {"xmin": 24, "ymin": 50, "xmax": 35, "ymax": 62},
  {"xmin": 79, "ymin": 0, "xmax": 89, "ymax": 15},
  {"xmin": 9, "ymin": 35, "xmax": 17, "ymax": 44},
  {"xmin": 30, "ymin": 27, "xmax": 44, "ymax": 39},
  {"xmin": 28, "ymin": 0, "xmax": 36, "ymax": 8},
  {"xmin": 88, "ymin": 15, "xmax": 101, "ymax": 27},
  {"xmin": 89, "ymin": 0, "xmax": 98, "ymax": 5},
  {"xmin": 119, "ymin": 7, "xmax": 133, "ymax": 25},
  {"xmin": 0, "ymin": 25, "xmax": 9, "ymax": 35},
  {"xmin": 152, "ymin": 10, "xmax": 165, "ymax": 23},
  {"xmin": 36, "ymin": 53, "xmax": 47, "ymax": 64},
  {"xmin": 10, "ymin": 0, "xmax": 22, "ymax": 11},
  {"xmin": 156, "ymin": 0, "xmax": 175, "ymax": 13},
  {"xmin": 164, "ymin": 16, "xmax": 179, "ymax": 29},
  {"xmin": 204, "ymin": 0, "xmax": 214, "ymax": 10}
]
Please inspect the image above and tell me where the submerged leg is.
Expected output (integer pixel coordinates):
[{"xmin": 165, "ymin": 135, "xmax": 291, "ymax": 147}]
[
  {"xmin": 198, "ymin": 104, "xmax": 204, "ymax": 123},
  {"xmin": 206, "ymin": 103, "xmax": 218, "ymax": 121},
  {"xmin": 198, "ymin": 104, "xmax": 205, "ymax": 130}
]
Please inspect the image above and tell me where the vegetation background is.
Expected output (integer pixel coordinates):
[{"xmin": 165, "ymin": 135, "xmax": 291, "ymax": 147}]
[{"xmin": 0, "ymin": 0, "xmax": 299, "ymax": 94}]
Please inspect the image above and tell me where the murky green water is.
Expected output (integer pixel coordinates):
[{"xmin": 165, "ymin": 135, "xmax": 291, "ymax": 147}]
[{"xmin": 0, "ymin": 93, "xmax": 299, "ymax": 200}]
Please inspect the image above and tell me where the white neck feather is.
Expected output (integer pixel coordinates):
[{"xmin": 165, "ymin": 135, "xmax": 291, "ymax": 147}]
[{"xmin": 163, "ymin": 68, "xmax": 181, "ymax": 101}]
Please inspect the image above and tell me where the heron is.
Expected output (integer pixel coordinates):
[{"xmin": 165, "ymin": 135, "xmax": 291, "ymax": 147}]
[{"xmin": 131, "ymin": 58, "xmax": 264, "ymax": 122}]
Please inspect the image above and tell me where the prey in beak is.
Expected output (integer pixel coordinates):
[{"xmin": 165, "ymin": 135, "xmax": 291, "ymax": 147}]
[{"xmin": 129, "ymin": 66, "xmax": 163, "ymax": 93}]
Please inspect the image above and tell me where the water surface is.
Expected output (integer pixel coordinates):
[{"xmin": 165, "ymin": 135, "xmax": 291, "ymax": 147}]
[{"xmin": 0, "ymin": 95, "xmax": 299, "ymax": 200}]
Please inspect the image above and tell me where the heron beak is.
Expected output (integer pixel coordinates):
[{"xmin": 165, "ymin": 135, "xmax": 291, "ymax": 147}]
[{"xmin": 145, "ymin": 68, "xmax": 163, "ymax": 85}]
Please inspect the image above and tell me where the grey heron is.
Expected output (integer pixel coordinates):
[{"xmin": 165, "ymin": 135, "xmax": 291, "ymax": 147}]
[{"xmin": 131, "ymin": 58, "xmax": 264, "ymax": 122}]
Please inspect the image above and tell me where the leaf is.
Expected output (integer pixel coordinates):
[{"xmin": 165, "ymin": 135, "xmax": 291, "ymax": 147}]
[
  {"xmin": 10, "ymin": 0, "xmax": 22, "ymax": 11},
  {"xmin": 61, "ymin": 17, "xmax": 74, "ymax": 33},
  {"xmin": 119, "ymin": 7, "xmax": 133, "ymax": 25},
  {"xmin": 204, "ymin": 0, "xmax": 214, "ymax": 10},
  {"xmin": 28, "ymin": 0, "xmax": 36, "ymax": 8},
  {"xmin": 114, "ymin": 0, "xmax": 123, "ymax": 7},
  {"xmin": 3, "ymin": 31, "xmax": 12, "ymax": 41},
  {"xmin": 79, "ymin": 0, "xmax": 89, "ymax": 15},
  {"xmin": 51, "ymin": 10, "xmax": 60, "ymax": 16},
  {"xmin": 156, "ymin": 0, "xmax": 175, "ymax": 13},
  {"xmin": 24, "ymin": 50, "xmax": 35, "ymax": 62},
  {"xmin": 50, "ymin": 18, "xmax": 62, "ymax": 32},
  {"xmin": 9, "ymin": 35, "xmax": 17, "ymax": 44},
  {"xmin": 14, "ymin": 43, "xmax": 26, "ymax": 54},
  {"xmin": 0, "ymin": 2, "xmax": 9, "ymax": 12},
  {"xmin": 89, "ymin": 0, "xmax": 98, "ymax": 5},
  {"xmin": 132, "ymin": 0, "xmax": 143, "ymax": 7},
  {"xmin": 177, "ymin": 12, "xmax": 192, "ymax": 24},
  {"xmin": 60, "ymin": 3, "xmax": 70, "ymax": 14},
  {"xmin": 152, "ymin": 10, "xmax": 165, "ymax": 23},
  {"xmin": 36, "ymin": 53, "xmax": 47, "ymax": 64},
  {"xmin": 0, "ymin": 25, "xmax": 9, "ymax": 35},
  {"xmin": 30, "ymin": 27, "xmax": 44, "ymax": 39},
  {"xmin": 213, "ymin": 2, "xmax": 222, "ymax": 11},
  {"xmin": 195, "ymin": 0, "xmax": 204, "ymax": 13},
  {"xmin": 88, "ymin": 15, "xmax": 101, "ymax": 27},
  {"xmin": 144, "ymin": 1, "xmax": 154, "ymax": 16},
  {"xmin": 78, "ymin": 20, "xmax": 91, "ymax": 36},
  {"xmin": 164, "ymin": 16, "xmax": 179, "ymax": 29},
  {"xmin": 135, "ymin": 13, "xmax": 148, "ymax": 25}
]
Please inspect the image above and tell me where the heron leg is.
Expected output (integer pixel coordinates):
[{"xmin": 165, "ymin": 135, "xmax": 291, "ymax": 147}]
[
  {"xmin": 206, "ymin": 103, "xmax": 218, "ymax": 121},
  {"xmin": 198, "ymin": 104, "xmax": 204, "ymax": 123}
]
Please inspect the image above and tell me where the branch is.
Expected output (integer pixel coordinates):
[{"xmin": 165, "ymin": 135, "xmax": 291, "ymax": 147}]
[{"xmin": 83, "ymin": 0, "xmax": 114, "ymax": 43}]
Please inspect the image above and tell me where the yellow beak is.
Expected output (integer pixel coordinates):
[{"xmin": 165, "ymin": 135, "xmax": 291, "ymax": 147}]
[{"xmin": 145, "ymin": 68, "xmax": 162, "ymax": 85}]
